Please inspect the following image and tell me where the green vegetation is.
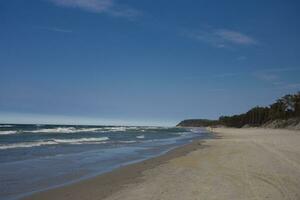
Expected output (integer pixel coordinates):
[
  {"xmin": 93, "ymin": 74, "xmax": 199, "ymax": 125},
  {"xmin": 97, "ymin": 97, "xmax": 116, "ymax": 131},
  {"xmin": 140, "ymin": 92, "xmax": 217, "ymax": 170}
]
[
  {"xmin": 177, "ymin": 119, "xmax": 219, "ymax": 127},
  {"xmin": 178, "ymin": 92, "xmax": 300, "ymax": 128}
]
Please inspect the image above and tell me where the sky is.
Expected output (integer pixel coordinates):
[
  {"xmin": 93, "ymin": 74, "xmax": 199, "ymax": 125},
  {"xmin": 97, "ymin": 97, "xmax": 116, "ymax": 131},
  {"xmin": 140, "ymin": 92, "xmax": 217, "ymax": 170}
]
[{"xmin": 1, "ymin": 0, "xmax": 300, "ymax": 126}]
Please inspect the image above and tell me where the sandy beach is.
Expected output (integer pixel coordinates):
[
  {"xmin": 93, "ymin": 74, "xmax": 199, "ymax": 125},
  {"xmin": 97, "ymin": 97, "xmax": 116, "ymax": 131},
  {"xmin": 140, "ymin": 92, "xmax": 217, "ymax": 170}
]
[{"xmin": 24, "ymin": 128, "xmax": 300, "ymax": 200}]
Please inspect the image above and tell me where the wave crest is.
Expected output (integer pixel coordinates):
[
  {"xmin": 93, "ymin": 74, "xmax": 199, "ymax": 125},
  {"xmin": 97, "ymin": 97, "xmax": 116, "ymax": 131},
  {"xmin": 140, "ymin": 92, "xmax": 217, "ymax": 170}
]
[
  {"xmin": 0, "ymin": 131, "xmax": 18, "ymax": 135},
  {"xmin": 0, "ymin": 137, "xmax": 109, "ymax": 150},
  {"xmin": 0, "ymin": 125, "xmax": 13, "ymax": 128},
  {"xmin": 0, "ymin": 141, "xmax": 57, "ymax": 150},
  {"xmin": 53, "ymin": 137, "xmax": 109, "ymax": 144},
  {"xmin": 29, "ymin": 127, "xmax": 105, "ymax": 133}
]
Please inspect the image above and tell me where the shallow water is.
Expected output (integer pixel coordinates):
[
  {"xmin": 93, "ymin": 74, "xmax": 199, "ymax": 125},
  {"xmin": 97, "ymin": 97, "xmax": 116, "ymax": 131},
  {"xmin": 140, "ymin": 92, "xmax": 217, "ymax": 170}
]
[{"xmin": 0, "ymin": 124, "xmax": 211, "ymax": 200}]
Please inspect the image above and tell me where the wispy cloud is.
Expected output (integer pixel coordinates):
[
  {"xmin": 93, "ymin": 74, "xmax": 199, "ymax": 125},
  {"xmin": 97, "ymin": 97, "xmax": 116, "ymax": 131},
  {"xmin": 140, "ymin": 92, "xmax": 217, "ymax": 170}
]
[
  {"xmin": 48, "ymin": 0, "xmax": 140, "ymax": 18},
  {"xmin": 207, "ymin": 89, "xmax": 227, "ymax": 93},
  {"xmin": 186, "ymin": 28, "xmax": 258, "ymax": 48},
  {"xmin": 255, "ymin": 73, "xmax": 279, "ymax": 82},
  {"xmin": 213, "ymin": 73, "xmax": 238, "ymax": 78},
  {"xmin": 271, "ymin": 83, "xmax": 300, "ymax": 91},
  {"xmin": 215, "ymin": 29, "xmax": 257, "ymax": 45},
  {"xmin": 37, "ymin": 26, "xmax": 73, "ymax": 33},
  {"xmin": 259, "ymin": 67, "xmax": 300, "ymax": 73},
  {"xmin": 49, "ymin": 0, "xmax": 112, "ymax": 12},
  {"xmin": 237, "ymin": 56, "xmax": 247, "ymax": 61},
  {"xmin": 282, "ymin": 83, "xmax": 300, "ymax": 89},
  {"xmin": 254, "ymin": 68, "xmax": 300, "ymax": 91},
  {"xmin": 254, "ymin": 67, "xmax": 300, "ymax": 82}
]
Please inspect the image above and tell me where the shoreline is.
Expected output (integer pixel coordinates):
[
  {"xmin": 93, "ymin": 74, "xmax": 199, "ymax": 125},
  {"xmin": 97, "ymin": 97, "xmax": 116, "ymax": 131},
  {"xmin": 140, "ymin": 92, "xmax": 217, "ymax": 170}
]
[
  {"xmin": 22, "ymin": 137, "xmax": 210, "ymax": 200},
  {"xmin": 24, "ymin": 127, "xmax": 300, "ymax": 200}
]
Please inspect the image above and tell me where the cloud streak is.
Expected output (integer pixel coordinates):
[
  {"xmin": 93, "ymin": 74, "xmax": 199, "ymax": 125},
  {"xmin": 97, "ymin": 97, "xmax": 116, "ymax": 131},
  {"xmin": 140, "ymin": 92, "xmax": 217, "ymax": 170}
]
[
  {"xmin": 187, "ymin": 28, "xmax": 258, "ymax": 48},
  {"xmin": 207, "ymin": 89, "xmax": 227, "ymax": 93},
  {"xmin": 213, "ymin": 73, "xmax": 238, "ymax": 78},
  {"xmin": 255, "ymin": 73, "xmax": 279, "ymax": 82},
  {"xmin": 254, "ymin": 67, "xmax": 300, "ymax": 83},
  {"xmin": 281, "ymin": 83, "xmax": 300, "ymax": 89},
  {"xmin": 37, "ymin": 26, "xmax": 73, "ymax": 33},
  {"xmin": 215, "ymin": 29, "xmax": 257, "ymax": 45},
  {"xmin": 259, "ymin": 67, "xmax": 300, "ymax": 73},
  {"xmin": 253, "ymin": 68, "xmax": 300, "ymax": 91},
  {"xmin": 48, "ymin": 0, "xmax": 140, "ymax": 18}
]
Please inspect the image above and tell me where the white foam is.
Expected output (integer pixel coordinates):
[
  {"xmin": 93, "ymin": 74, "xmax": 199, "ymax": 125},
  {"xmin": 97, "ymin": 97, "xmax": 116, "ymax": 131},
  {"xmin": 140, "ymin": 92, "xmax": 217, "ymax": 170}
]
[
  {"xmin": 0, "ymin": 125, "xmax": 13, "ymax": 128},
  {"xmin": 104, "ymin": 127, "xmax": 127, "ymax": 132},
  {"xmin": 175, "ymin": 132, "xmax": 191, "ymax": 136},
  {"xmin": 29, "ymin": 127, "xmax": 105, "ymax": 134},
  {"xmin": 0, "ymin": 141, "xmax": 58, "ymax": 150},
  {"xmin": 26, "ymin": 126, "xmax": 146, "ymax": 134},
  {"xmin": 73, "ymin": 128, "xmax": 106, "ymax": 133},
  {"xmin": 102, "ymin": 126, "xmax": 141, "ymax": 132},
  {"xmin": 126, "ymin": 126, "xmax": 139, "ymax": 130},
  {"xmin": 0, "ymin": 137, "xmax": 109, "ymax": 150},
  {"xmin": 0, "ymin": 131, "xmax": 18, "ymax": 135},
  {"xmin": 119, "ymin": 140, "xmax": 136, "ymax": 143},
  {"xmin": 143, "ymin": 126, "xmax": 167, "ymax": 130},
  {"xmin": 29, "ymin": 127, "xmax": 76, "ymax": 133},
  {"xmin": 136, "ymin": 135, "xmax": 145, "ymax": 139},
  {"xmin": 53, "ymin": 137, "xmax": 109, "ymax": 144}
]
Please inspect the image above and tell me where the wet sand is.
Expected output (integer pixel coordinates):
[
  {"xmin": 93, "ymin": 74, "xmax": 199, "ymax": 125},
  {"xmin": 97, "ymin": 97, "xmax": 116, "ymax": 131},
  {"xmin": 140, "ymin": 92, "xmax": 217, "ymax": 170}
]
[{"xmin": 24, "ymin": 128, "xmax": 300, "ymax": 200}]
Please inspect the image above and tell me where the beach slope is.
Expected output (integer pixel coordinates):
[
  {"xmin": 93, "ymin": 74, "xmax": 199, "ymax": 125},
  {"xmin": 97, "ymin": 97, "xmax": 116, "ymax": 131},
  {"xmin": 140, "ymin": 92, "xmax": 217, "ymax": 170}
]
[{"xmin": 24, "ymin": 128, "xmax": 300, "ymax": 200}]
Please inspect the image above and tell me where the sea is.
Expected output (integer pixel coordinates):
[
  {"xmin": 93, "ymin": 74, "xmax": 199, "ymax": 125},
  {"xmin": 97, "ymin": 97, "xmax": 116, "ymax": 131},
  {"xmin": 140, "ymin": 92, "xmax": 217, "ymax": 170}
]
[{"xmin": 0, "ymin": 124, "xmax": 211, "ymax": 200}]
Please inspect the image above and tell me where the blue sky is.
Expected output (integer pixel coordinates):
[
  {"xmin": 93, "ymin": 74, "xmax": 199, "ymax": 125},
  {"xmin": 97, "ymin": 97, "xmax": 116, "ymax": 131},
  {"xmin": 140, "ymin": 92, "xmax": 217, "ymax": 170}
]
[{"xmin": 1, "ymin": 0, "xmax": 300, "ymax": 126}]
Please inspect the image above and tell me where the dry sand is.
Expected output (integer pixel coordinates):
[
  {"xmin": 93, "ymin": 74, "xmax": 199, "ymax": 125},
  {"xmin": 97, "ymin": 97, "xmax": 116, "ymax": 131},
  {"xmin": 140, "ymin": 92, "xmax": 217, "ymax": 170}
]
[{"xmin": 24, "ymin": 128, "xmax": 300, "ymax": 200}]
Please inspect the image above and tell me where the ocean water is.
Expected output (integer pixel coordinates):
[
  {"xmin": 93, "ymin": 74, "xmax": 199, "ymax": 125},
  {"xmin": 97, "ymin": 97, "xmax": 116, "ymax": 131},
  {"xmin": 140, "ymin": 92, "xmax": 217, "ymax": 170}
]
[{"xmin": 0, "ymin": 124, "xmax": 211, "ymax": 200}]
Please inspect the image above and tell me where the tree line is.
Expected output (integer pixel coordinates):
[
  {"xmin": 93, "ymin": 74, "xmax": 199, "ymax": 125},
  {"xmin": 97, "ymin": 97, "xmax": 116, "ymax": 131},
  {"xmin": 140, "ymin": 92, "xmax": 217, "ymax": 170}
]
[
  {"xmin": 219, "ymin": 92, "xmax": 300, "ymax": 128},
  {"xmin": 177, "ymin": 92, "xmax": 300, "ymax": 128}
]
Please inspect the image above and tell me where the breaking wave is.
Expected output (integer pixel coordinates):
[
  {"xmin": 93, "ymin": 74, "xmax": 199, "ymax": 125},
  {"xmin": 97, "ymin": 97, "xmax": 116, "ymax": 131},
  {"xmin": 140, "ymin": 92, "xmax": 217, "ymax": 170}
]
[
  {"xmin": 0, "ymin": 131, "xmax": 18, "ymax": 135},
  {"xmin": 29, "ymin": 127, "xmax": 104, "ymax": 133},
  {"xmin": 0, "ymin": 125, "xmax": 14, "ymax": 128},
  {"xmin": 0, "ymin": 137, "xmax": 109, "ymax": 150},
  {"xmin": 0, "ymin": 141, "xmax": 58, "ymax": 150},
  {"xmin": 136, "ymin": 135, "xmax": 145, "ymax": 139},
  {"xmin": 27, "ymin": 126, "xmax": 142, "ymax": 134},
  {"xmin": 53, "ymin": 137, "xmax": 109, "ymax": 144}
]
